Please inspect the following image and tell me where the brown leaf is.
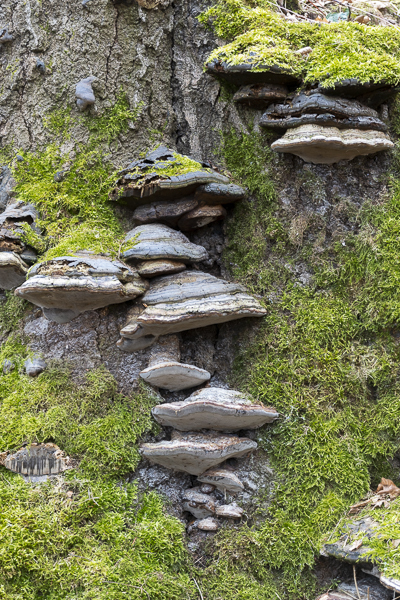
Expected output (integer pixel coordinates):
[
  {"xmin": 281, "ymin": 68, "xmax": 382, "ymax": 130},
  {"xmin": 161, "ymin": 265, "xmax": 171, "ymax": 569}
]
[
  {"xmin": 349, "ymin": 539, "xmax": 363, "ymax": 551},
  {"xmin": 376, "ymin": 478, "xmax": 400, "ymax": 500}
]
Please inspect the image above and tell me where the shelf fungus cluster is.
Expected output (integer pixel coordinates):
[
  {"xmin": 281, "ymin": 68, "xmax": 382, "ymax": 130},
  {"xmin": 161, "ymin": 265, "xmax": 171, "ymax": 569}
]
[
  {"xmin": 110, "ymin": 146, "xmax": 245, "ymax": 231},
  {"xmin": 0, "ymin": 201, "xmax": 43, "ymax": 290},
  {"xmin": 141, "ymin": 385, "xmax": 278, "ymax": 531},
  {"xmin": 15, "ymin": 252, "xmax": 148, "ymax": 323},
  {"xmin": 261, "ymin": 92, "xmax": 394, "ymax": 164},
  {"xmin": 206, "ymin": 58, "xmax": 395, "ymax": 164}
]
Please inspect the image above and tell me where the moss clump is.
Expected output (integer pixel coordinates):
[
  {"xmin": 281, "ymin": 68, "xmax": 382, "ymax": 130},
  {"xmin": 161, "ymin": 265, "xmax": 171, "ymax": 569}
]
[
  {"xmin": 197, "ymin": 126, "xmax": 400, "ymax": 597},
  {"xmin": 11, "ymin": 94, "xmax": 143, "ymax": 261},
  {"xmin": 200, "ymin": 0, "xmax": 400, "ymax": 87},
  {"xmin": 0, "ymin": 478, "xmax": 194, "ymax": 599},
  {"xmin": 123, "ymin": 150, "xmax": 208, "ymax": 186},
  {"xmin": 0, "ymin": 293, "xmax": 27, "ymax": 334}
]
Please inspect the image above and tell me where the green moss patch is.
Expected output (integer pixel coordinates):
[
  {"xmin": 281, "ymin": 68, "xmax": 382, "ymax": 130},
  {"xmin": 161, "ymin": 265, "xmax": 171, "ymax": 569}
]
[{"xmin": 201, "ymin": 0, "xmax": 400, "ymax": 87}]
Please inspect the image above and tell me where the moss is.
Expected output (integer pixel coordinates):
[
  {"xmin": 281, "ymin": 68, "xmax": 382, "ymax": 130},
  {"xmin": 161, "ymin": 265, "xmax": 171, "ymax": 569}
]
[
  {"xmin": 123, "ymin": 150, "xmax": 208, "ymax": 187},
  {"xmin": 198, "ymin": 125, "xmax": 400, "ymax": 597},
  {"xmin": 10, "ymin": 94, "xmax": 143, "ymax": 261},
  {"xmin": 0, "ymin": 294, "xmax": 28, "ymax": 335},
  {"xmin": 200, "ymin": 0, "xmax": 400, "ymax": 87}
]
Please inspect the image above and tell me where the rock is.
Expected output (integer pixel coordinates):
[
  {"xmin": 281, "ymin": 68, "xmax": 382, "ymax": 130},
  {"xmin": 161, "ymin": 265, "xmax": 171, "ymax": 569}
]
[
  {"xmin": 271, "ymin": 124, "xmax": 394, "ymax": 164},
  {"xmin": 122, "ymin": 224, "xmax": 208, "ymax": 263},
  {"xmin": 24, "ymin": 356, "xmax": 46, "ymax": 376},
  {"xmin": 205, "ymin": 58, "xmax": 300, "ymax": 86},
  {"xmin": 0, "ymin": 252, "xmax": 29, "ymax": 289},
  {"xmin": 112, "ymin": 146, "xmax": 229, "ymax": 208},
  {"xmin": 140, "ymin": 361, "xmax": 211, "ymax": 391},
  {"xmin": 182, "ymin": 488, "xmax": 216, "ymax": 518},
  {"xmin": 177, "ymin": 204, "xmax": 227, "ymax": 231},
  {"xmin": 316, "ymin": 577, "xmax": 393, "ymax": 600},
  {"xmin": 137, "ymin": 259, "xmax": 186, "ymax": 278},
  {"xmin": 198, "ymin": 468, "xmax": 244, "ymax": 493},
  {"xmin": 233, "ymin": 83, "xmax": 288, "ymax": 107},
  {"xmin": 53, "ymin": 170, "xmax": 65, "ymax": 182},
  {"xmin": 35, "ymin": 59, "xmax": 46, "ymax": 74},
  {"xmin": 75, "ymin": 76, "xmax": 96, "ymax": 111},
  {"xmin": 118, "ymin": 271, "xmax": 267, "ymax": 349},
  {"xmin": 0, "ymin": 27, "xmax": 13, "ymax": 44},
  {"xmin": 215, "ymin": 503, "xmax": 244, "ymax": 518},
  {"xmin": 15, "ymin": 252, "xmax": 148, "ymax": 323},
  {"xmin": 3, "ymin": 443, "xmax": 68, "ymax": 477},
  {"xmin": 140, "ymin": 430, "xmax": 257, "ymax": 475},
  {"xmin": 194, "ymin": 183, "xmax": 245, "ymax": 205},
  {"xmin": 131, "ymin": 197, "xmax": 198, "ymax": 226},
  {"xmin": 2, "ymin": 359, "xmax": 14, "ymax": 374},
  {"xmin": 151, "ymin": 387, "xmax": 279, "ymax": 431}
]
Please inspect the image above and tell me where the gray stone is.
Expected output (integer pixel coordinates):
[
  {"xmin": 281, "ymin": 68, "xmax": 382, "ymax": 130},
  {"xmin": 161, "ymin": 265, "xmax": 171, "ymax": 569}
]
[
  {"xmin": 53, "ymin": 170, "xmax": 65, "ymax": 182},
  {"xmin": 122, "ymin": 224, "xmax": 208, "ymax": 263},
  {"xmin": 24, "ymin": 356, "xmax": 46, "ymax": 376},
  {"xmin": 75, "ymin": 76, "xmax": 96, "ymax": 111},
  {"xmin": 140, "ymin": 430, "xmax": 258, "ymax": 475},
  {"xmin": 152, "ymin": 387, "xmax": 279, "ymax": 431},
  {"xmin": 2, "ymin": 359, "xmax": 14, "ymax": 374},
  {"xmin": 0, "ymin": 28, "xmax": 13, "ymax": 44}
]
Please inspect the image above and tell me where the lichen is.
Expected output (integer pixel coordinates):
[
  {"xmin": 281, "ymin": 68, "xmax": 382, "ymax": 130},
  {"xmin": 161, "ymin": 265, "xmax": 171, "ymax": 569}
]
[{"xmin": 200, "ymin": 0, "xmax": 400, "ymax": 87}]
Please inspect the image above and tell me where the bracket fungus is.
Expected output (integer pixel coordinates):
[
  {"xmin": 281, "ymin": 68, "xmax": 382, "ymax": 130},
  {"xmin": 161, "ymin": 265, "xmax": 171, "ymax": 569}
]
[
  {"xmin": 205, "ymin": 58, "xmax": 300, "ymax": 86},
  {"xmin": 1, "ymin": 443, "xmax": 70, "ymax": 478},
  {"xmin": 139, "ymin": 334, "xmax": 211, "ymax": 391},
  {"xmin": 152, "ymin": 387, "xmax": 279, "ymax": 431},
  {"xmin": 198, "ymin": 467, "xmax": 244, "ymax": 493},
  {"xmin": 270, "ymin": 124, "xmax": 394, "ymax": 164},
  {"xmin": 15, "ymin": 252, "xmax": 148, "ymax": 323},
  {"xmin": 140, "ymin": 430, "xmax": 257, "ymax": 475},
  {"xmin": 182, "ymin": 488, "xmax": 216, "ymax": 518},
  {"xmin": 189, "ymin": 517, "xmax": 219, "ymax": 532},
  {"xmin": 117, "ymin": 270, "xmax": 267, "ymax": 351},
  {"xmin": 121, "ymin": 223, "xmax": 208, "ymax": 264},
  {"xmin": 0, "ymin": 202, "xmax": 43, "ymax": 289},
  {"xmin": 215, "ymin": 504, "xmax": 244, "ymax": 519},
  {"xmin": 75, "ymin": 76, "xmax": 96, "ymax": 111},
  {"xmin": 261, "ymin": 93, "xmax": 388, "ymax": 132},
  {"xmin": 233, "ymin": 83, "xmax": 288, "ymax": 108},
  {"xmin": 111, "ymin": 147, "xmax": 244, "ymax": 230}
]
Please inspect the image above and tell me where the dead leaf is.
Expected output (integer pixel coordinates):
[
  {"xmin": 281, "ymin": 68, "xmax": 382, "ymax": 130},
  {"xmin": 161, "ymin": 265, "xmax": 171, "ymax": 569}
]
[
  {"xmin": 376, "ymin": 478, "xmax": 400, "ymax": 500},
  {"xmin": 349, "ymin": 539, "xmax": 363, "ymax": 551}
]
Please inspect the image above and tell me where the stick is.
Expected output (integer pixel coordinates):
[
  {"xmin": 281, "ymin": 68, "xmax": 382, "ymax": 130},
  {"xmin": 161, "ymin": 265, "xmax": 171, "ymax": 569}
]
[
  {"xmin": 353, "ymin": 565, "xmax": 362, "ymax": 600},
  {"xmin": 193, "ymin": 578, "xmax": 204, "ymax": 600}
]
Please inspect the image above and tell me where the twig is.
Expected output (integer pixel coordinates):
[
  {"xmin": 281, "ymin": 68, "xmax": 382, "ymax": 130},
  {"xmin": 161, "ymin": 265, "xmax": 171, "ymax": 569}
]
[
  {"xmin": 353, "ymin": 565, "xmax": 362, "ymax": 600},
  {"xmin": 193, "ymin": 577, "xmax": 204, "ymax": 600}
]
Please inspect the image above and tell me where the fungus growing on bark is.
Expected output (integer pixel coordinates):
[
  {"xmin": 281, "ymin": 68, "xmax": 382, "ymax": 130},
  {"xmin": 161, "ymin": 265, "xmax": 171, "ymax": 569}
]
[
  {"xmin": 182, "ymin": 489, "xmax": 216, "ymax": 518},
  {"xmin": 140, "ymin": 430, "xmax": 257, "ymax": 475},
  {"xmin": 198, "ymin": 468, "xmax": 244, "ymax": 493},
  {"xmin": 152, "ymin": 387, "xmax": 279, "ymax": 431},
  {"xmin": 15, "ymin": 252, "xmax": 148, "ymax": 323},
  {"xmin": 233, "ymin": 83, "xmax": 288, "ymax": 107},
  {"xmin": 271, "ymin": 124, "xmax": 393, "ymax": 164},
  {"xmin": 117, "ymin": 270, "xmax": 267, "ymax": 350},
  {"xmin": 121, "ymin": 223, "xmax": 208, "ymax": 264}
]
